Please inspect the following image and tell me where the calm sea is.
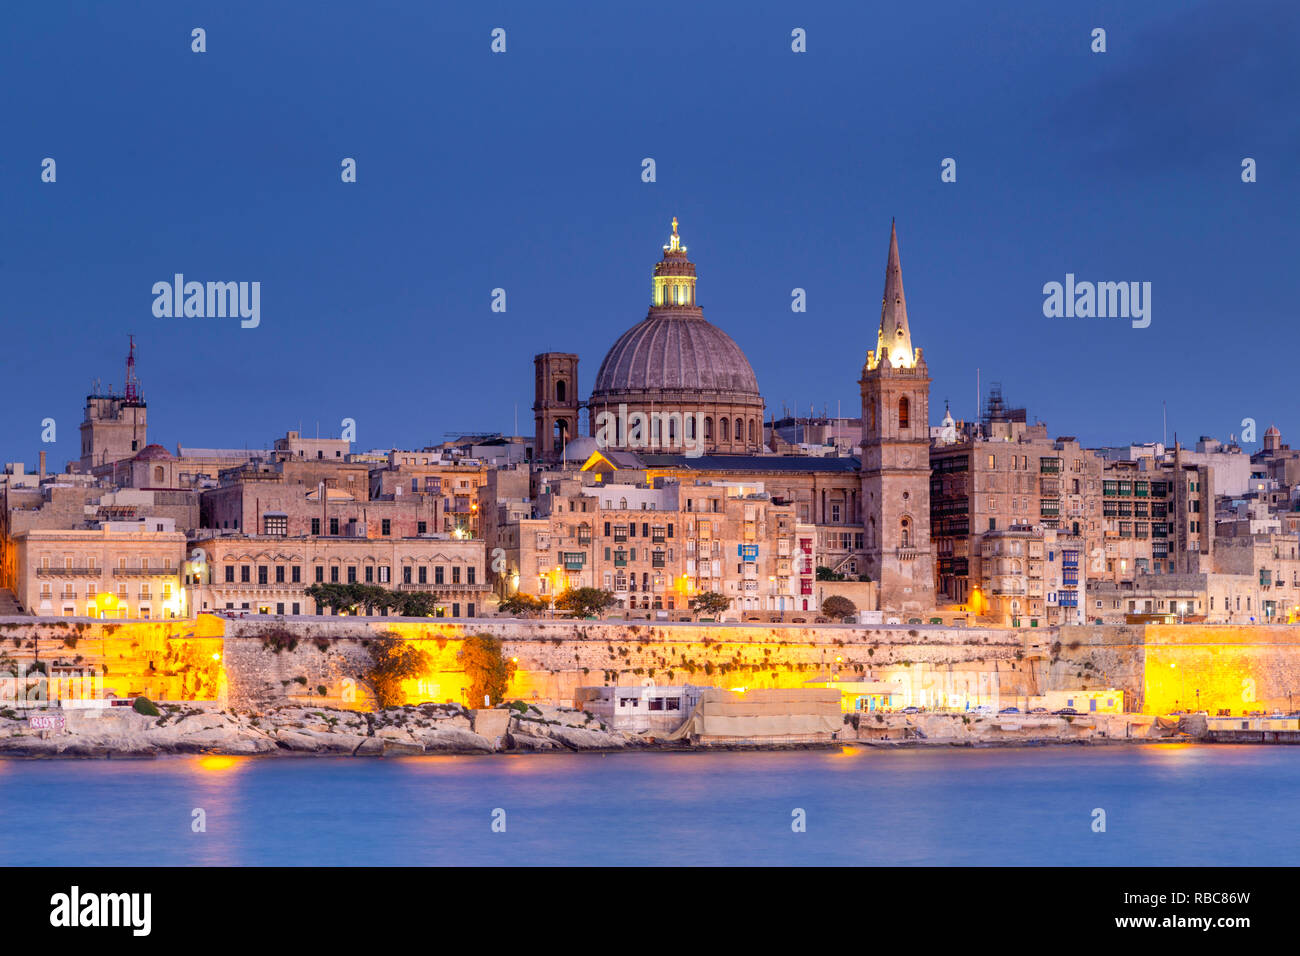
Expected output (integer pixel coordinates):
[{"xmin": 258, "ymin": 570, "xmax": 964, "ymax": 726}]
[{"xmin": 1, "ymin": 745, "xmax": 1291, "ymax": 866}]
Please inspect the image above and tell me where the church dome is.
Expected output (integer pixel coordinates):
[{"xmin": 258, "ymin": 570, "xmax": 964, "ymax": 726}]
[
  {"xmin": 590, "ymin": 218, "xmax": 761, "ymax": 405},
  {"xmin": 134, "ymin": 443, "xmax": 174, "ymax": 461},
  {"xmin": 592, "ymin": 313, "xmax": 760, "ymax": 401}
]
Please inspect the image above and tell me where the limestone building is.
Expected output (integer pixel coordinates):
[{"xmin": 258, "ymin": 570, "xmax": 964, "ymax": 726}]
[
  {"xmin": 859, "ymin": 221, "xmax": 935, "ymax": 613},
  {"xmin": 79, "ymin": 338, "xmax": 147, "ymax": 473},
  {"xmin": 12, "ymin": 520, "xmax": 187, "ymax": 619},
  {"xmin": 188, "ymin": 533, "xmax": 487, "ymax": 618}
]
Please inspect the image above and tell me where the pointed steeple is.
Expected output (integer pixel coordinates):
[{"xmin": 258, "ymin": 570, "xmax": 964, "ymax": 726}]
[{"xmin": 875, "ymin": 219, "xmax": 915, "ymax": 369}]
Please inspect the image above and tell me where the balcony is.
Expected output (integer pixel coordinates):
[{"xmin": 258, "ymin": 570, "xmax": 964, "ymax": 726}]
[
  {"xmin": 37, "ymin": 567, "xmax": 99, "ymax": 577},
  {"xmin": 113, "ymin": 568, "xmax": 177, "ymax": 578}
]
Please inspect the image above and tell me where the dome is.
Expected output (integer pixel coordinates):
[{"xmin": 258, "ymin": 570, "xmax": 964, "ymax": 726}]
[
  {"xmin": 134, "ymin": 443, "xmax": 174, "ymax": 461},
  {"xmin": 591, "ymin": 313, "xmax": 760, "ymax": 402},
  {"xmin": 561, "ymin": 435, "xmax": 601, "ymax": 461}
]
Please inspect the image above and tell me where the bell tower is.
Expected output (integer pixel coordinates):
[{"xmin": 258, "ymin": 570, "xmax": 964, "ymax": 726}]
[
  {"xmin": 860, "ymin": 221, "xmax": 935, "ymax": 614},
  {"xmin": 533, "ymin": 353, "xmax": 579, "ymax": 463}
]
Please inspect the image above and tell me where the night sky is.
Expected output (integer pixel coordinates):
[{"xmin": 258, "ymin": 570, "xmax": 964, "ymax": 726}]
[{"xmin": 3, "ymin": 0, "xmax": 1296, "ymax": 467}]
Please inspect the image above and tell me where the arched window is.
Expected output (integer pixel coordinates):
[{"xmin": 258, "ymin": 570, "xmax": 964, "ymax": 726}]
[
  {"xmin": 898, "ymin": 396, "xmax": 910, "ymax": 430},
  {"xmin": 900, "ymin": 517, "xmax": 911, "ymax": 549},
  {"xmin": 687, "ymin": 417, "xmax": 697, "ymax": 439},
  {"xmin": 734, "ymin": 418, "xmax": 743, "ymax": 444},
  {"xmin": 153, "ymin": 465, "xmax": 164, "ymax": 483},
  {"xmin": 668, "ymin": 418, "xmax": 677, "ymax": 443},
  {"xmin": 704, "ymin": 417, "xmax": 713, "ymax": 440},
  {"xmin": 720, "ymin": 418, "xmax": 730, "ymax": 441},
  {"xmin": 556, "ymin": 380, "xmax": 566, "ymax": 403},
  {"xmin": 748, "ymin": 419, "xmax": 756, "ymax": 443}
]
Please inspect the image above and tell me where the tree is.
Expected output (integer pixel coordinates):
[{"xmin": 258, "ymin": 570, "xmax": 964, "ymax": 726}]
[
  {"xmin": 822, "ymin": 595, "xmax": 858, "ymax": 621},
  {"xmin": 389, "ymin": 591, "xmax": 438, "ymax": 618},
  {"xmin": 362, "ymin": 631, "xmax": 434, "ymax": 709},
  {"xmin": 305, "ymin": 583, "xmax": 389, "ymax": 615},
  {"xmin": 816, "ymin": 566, "xmax": 846, "ymax": 581},
  {"xmin": 497, "ymin": 592, "xmax": 544, "ymax": 617},
  {"xmin": 458, "ymin": 633, "xmax": 517, "ymax": 707},
  {"xmin": 556, "ymin": 587, "xmax": 617, "ymax": 619},
  {"xmin": 689, "ymin": 591, "xmax": 732, "ymax": 619}
]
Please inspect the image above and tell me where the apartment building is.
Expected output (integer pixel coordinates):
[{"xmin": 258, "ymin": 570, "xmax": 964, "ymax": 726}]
[
  {"xmin": 12, "ymin": 519, "xmax": 187, "ymax": 618},
  {"xmin": 188, "ymin": 533, "xmax": 488, "ymax": 617}
]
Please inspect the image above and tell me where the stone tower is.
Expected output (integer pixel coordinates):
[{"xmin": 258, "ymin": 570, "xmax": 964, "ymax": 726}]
[
  {"xmin": 533, "ymin": 352, "xmax": 579, "ymax": 463},
  {"xmin": 859, "ymin": 221, "xmax": 935, "ymax": 614},
  {"xmin": 79, "ymin": 337, "xmax": 148, "ymax": 473}
]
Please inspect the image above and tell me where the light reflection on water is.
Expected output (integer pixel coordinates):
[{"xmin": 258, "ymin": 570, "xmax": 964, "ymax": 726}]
[{"xmin": 1, "ymin": 745, "xmax": 1292, "ymax": 866}]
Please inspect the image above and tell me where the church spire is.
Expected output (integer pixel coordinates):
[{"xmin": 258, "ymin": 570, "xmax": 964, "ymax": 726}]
[{"xmin": 875, "ymin": 219, "xmax": 916, "ymax": 369}]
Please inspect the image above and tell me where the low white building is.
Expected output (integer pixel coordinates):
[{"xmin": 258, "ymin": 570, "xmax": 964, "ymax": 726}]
[{"xmin": 574, "ymin": 684, "xmax": 705, "ymax": 732}]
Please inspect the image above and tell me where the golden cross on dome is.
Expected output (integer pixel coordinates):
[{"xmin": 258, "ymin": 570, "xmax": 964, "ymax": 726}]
[{"xmin": 672, "ymin": 216, "xmax": 678, "ymax": 235}]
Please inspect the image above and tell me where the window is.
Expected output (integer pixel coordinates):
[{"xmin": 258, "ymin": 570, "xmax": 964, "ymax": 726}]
[
  {"xmin": 329, "ymin": 517, "xmax": 340, "ymax": 536},
  {"xmin": 898, "ymin": 396, "xmax": 910, "ymax": 429},
  {"xmin": 225, "ymin": 565, "xmax": 235, "ymax": 583},
  {"xmin": 381, "ymin": 519, "xmax": 391, "ymax": 536},
  {"xmin": 315, "ymin": 566, "xmax": 324, "ymax": 583},
  {"xmin": 418, "ymin": 566, "xmax": 428, "ymax": 584},
  {"xmin": 257, "ymin": 566, "xmax": 268, "ymax": 585},
  {"xmin": 240, "ymin": 565, "xmax": 250, "ymax": 583},
  {"xmin": 417, "ymin": 521, "xmax": 427, "ymax": 535},
  {"xmin": 330, "ymin": 566, "xmax": 339, "ymax": 583},
  {"xmin": 347, "ymin": 566, "xmax": 357, "ymax": 584},
  {"xmin": 403, "ymin": 567, "xmax": 412, "ymax": 585},
  {"xmin": 435, "ymin": 566, "xmax": 445, "ymax": 585},
  {"xmin": 379, "ymin": 566, "xmax": 390, "ymax": 584},
  {"xmin": 275, "ymin": 565, "xmax": 285, "ymax": 584},
  {"xmin": 364, "ymin": 566, "xmax": 373, "ymax": 583},
  {"xmin": 467, "ymin": 567, "xmax": 476, "ymax": 585},
  {"xmin": 311, "ymin": 518, "xmax": 321, "ymax": 535},
  {"xmin": 453, "ymin": 566, "xmax": 461, "ymax": 584},
  {"xmin": 292, "ymin": 565, "xmax": 301, "ymax": 583},
  {"xmin": 263, "ymin": 514, "xmax": 288, "ymax": 536}
]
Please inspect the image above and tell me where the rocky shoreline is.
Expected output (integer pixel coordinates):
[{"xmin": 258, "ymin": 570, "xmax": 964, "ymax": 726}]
[
  {"xmin": 0, "ymin": 702, "xmax": 653, "ymax": 759},
  {"xmin": 0, "ymin": 701, "xmax": 1202, "ymax": 758}
]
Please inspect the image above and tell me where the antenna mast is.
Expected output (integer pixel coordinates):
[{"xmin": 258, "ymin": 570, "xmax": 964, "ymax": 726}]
[{"xmin": 124, "ymin": 335, "xmax": 141, "ymax": 402}]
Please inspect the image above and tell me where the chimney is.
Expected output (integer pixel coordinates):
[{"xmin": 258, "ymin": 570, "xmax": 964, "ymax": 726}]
[{"xmin": 39, "ymin": 450, "xmax": 46, "ymax": 480}]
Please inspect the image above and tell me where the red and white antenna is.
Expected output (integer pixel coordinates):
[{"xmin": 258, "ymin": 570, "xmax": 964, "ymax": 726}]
[{"xmin": 124, "ymin": 335, "xmax": 141, "ymax": 402}]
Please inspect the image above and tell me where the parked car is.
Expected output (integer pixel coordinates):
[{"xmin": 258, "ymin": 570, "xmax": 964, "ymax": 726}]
[
  {"xmin": 900, "ymin": 706, "xmax": 921, "ymax": 714},
  {"xmin": 1053, "ymin": 707, "xmax": 1079, "ymax": 715},
  {"xmin": 998, "ymin": 707, "xmax": 1021, "ymax": 714},
  {"xmin": 1029, "ymin": 707, "xmax": 1048, "ymax": 714}
]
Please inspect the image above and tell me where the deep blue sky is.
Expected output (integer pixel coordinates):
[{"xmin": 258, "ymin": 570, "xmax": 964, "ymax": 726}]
[{"xmin": 3, "ymin": 0, "xmax": 1297, "ymax": 469}]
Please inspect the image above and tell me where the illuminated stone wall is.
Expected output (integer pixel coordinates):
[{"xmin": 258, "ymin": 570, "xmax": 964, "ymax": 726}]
[
  {"xmin": 0, "ymin": 616, "xmax": 224, "ymax": 705},
  {"xmin": 8, "ymin": 615, "xmax": 1292, "ymax": 715},
  {"xmin": 215, "ymin": 617, "xmax": 1035, "ymax": 710}
]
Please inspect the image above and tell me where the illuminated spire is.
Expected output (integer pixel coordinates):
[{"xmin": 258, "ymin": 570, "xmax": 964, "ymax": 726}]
[
  {"xmin": 875, "ymin": 219, "xmax": 915, "ymax": 369},
  {"xmin": 653, "ymin": 216, "xmax": 697, "ymax": 308},
  {"xmin": 665, "ymin": 215, "xmax": 684, "ymax": 254}
]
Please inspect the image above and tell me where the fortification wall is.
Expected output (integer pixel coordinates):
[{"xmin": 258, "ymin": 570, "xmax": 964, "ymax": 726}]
[{"xmin": 5, "ymin": 615, "xmax": 1297, "ymax": 715}]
